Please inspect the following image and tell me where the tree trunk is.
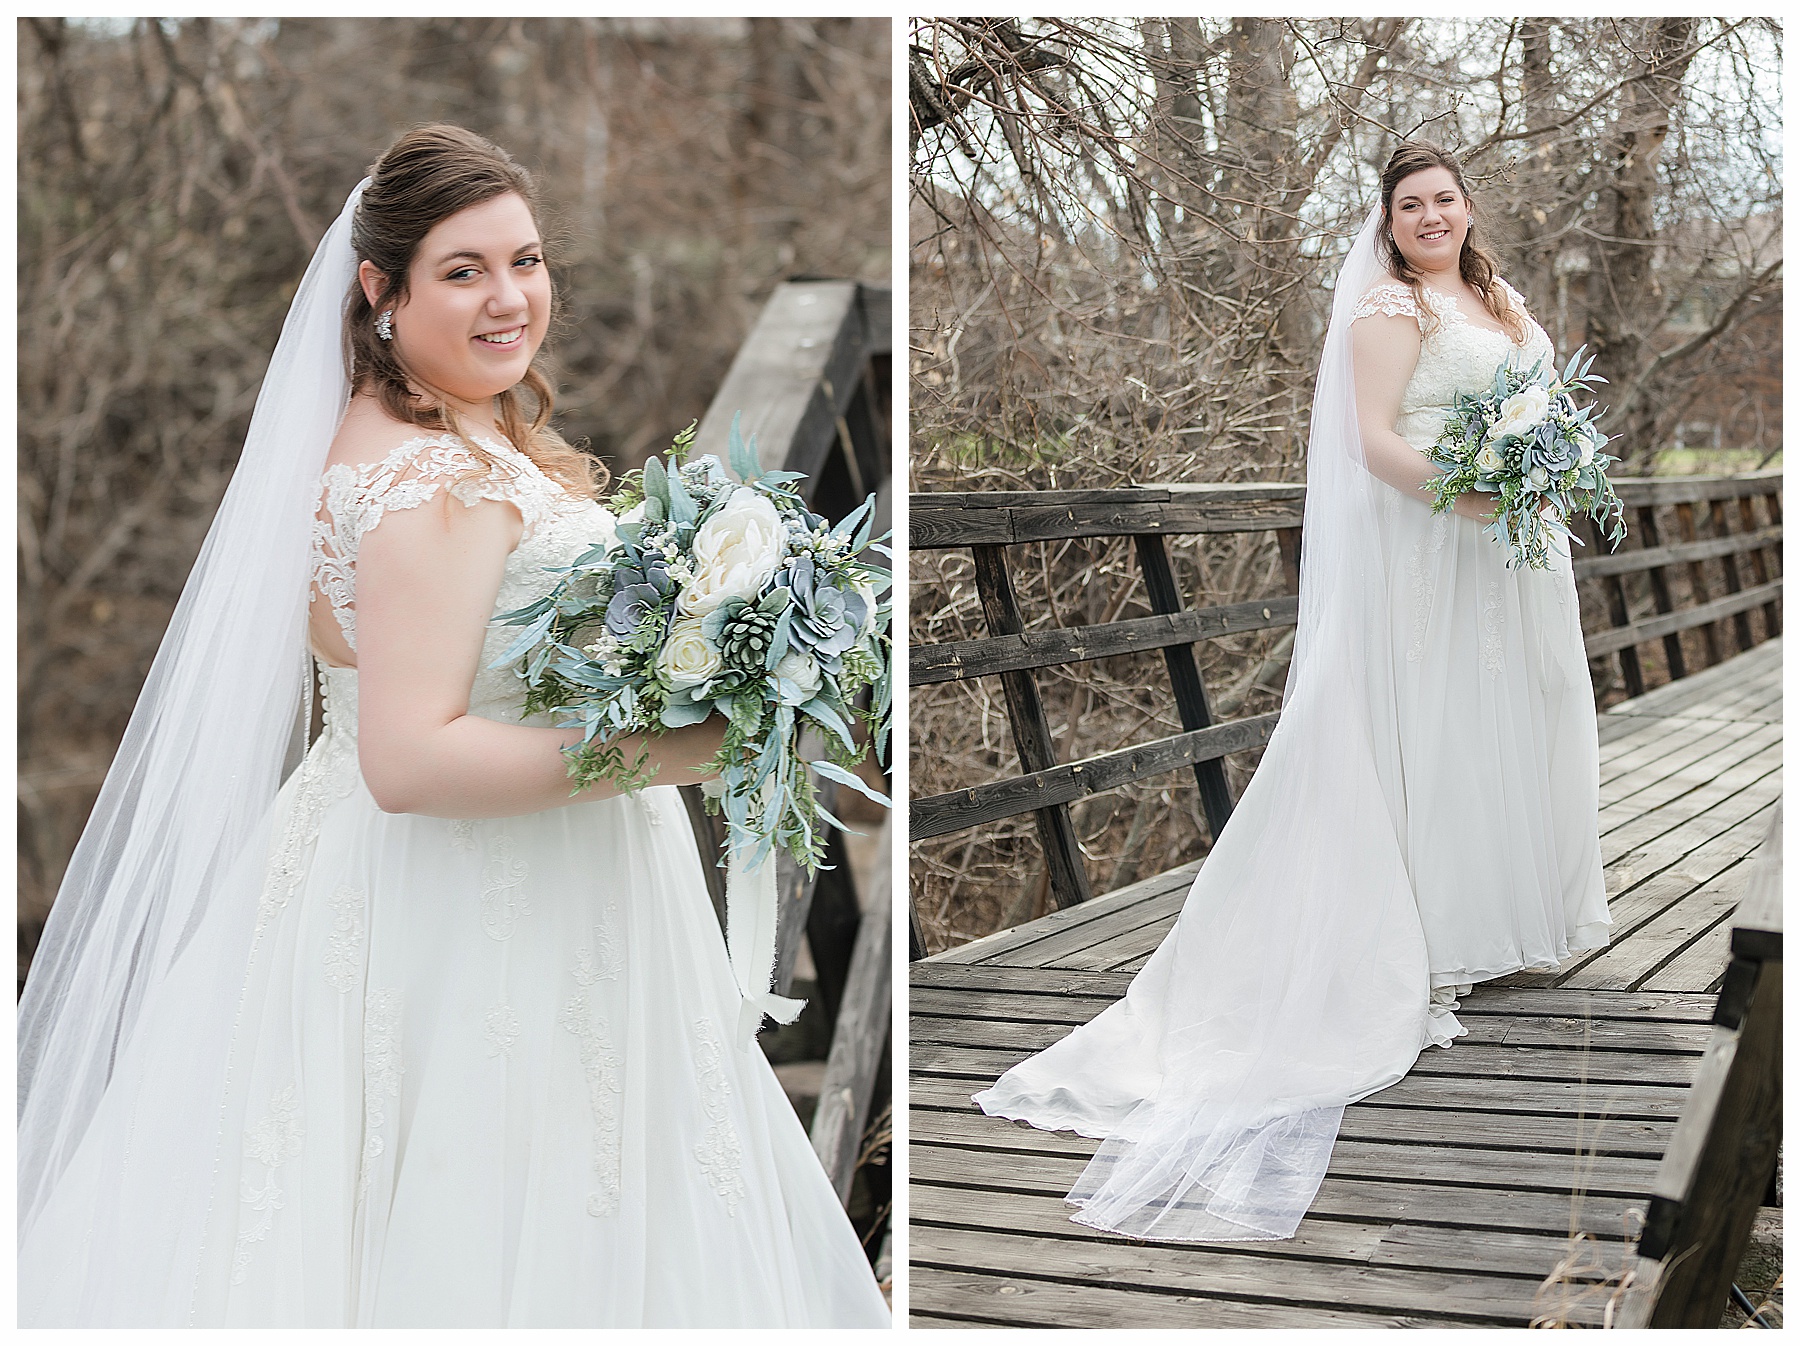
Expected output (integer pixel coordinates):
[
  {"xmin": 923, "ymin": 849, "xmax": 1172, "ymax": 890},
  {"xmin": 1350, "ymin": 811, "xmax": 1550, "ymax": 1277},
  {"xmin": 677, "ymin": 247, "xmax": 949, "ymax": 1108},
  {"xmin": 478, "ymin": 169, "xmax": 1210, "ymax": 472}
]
[
  {"xmin": 1585, "ymin": 17, "xmax": 1698, "ymax": 468},
  {"xmin": 1508, "ymin": 20, "xmax": 1560, "ymax": 327}
]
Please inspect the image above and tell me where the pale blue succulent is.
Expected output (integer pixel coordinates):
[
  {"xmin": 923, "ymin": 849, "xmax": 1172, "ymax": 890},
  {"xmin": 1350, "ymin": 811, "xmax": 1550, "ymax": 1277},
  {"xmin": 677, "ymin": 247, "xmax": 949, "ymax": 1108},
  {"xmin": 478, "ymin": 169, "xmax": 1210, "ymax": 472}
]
[
  {"xmin": 604, "ymin": 560, "xmax": 674, "ymax": 637},
  {"xmin": 778, "ymin": 557, "xmax": 868, "ymax": 662}
]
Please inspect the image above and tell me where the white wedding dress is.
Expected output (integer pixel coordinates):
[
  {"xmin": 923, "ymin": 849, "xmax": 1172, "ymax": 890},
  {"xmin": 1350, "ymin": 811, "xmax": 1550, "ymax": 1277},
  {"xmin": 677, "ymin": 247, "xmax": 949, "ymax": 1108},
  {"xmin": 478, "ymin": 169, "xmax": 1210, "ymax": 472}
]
[
  {"xmin": 973, "ymin": 274, "xmax": 1609, "ymax": 1241},
  {"xmin": 1363, "ymin": 281, "xmax": 1610, "ymax": 986},
  {"xmin": 19, "ymin": 433, "xmax": 890, "ymax": 1327}
]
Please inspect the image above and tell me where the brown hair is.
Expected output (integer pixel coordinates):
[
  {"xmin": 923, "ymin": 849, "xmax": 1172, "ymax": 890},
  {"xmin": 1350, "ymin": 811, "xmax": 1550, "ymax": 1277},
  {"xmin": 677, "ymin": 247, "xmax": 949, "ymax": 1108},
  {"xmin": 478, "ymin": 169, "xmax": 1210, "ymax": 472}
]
[
  {"xmin": 1377, "ymin": 141, "xmax": 1525, "ymax": 343},
  {"xmin": 346, "ymin": 123, "xmax": 600, "ymax": 495}
]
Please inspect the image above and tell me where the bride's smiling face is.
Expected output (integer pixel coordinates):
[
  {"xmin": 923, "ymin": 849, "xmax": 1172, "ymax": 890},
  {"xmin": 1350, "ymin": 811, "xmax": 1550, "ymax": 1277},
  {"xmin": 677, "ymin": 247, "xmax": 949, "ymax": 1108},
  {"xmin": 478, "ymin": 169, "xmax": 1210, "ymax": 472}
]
[
  {"xmin": 361, "ymin": 191, "xmax": 550, "ymax": 416},
  {"xmin": 1386, "ymin": 166, "xmax": 1470, "ymax": 276}
]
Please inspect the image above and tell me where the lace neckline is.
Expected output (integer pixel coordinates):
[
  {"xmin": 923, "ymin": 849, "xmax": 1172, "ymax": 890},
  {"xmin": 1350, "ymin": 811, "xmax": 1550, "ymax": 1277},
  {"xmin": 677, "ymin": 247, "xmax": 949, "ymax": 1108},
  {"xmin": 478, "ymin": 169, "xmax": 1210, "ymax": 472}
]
[
  {"xmin": 323, "ymin": 430, "xmax": 535, "ymax": 484},
  {"xmin": 1416, "ymin": 284, "xmax": 1529, "ymax": 345}
]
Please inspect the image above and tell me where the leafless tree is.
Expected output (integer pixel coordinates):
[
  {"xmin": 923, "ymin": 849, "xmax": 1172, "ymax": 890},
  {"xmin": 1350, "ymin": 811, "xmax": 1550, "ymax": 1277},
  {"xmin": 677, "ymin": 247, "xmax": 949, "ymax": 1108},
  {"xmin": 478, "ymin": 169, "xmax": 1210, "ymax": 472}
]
[
  {"xmin": 19, "ymin": 16, "xmax": 890, "ymax": 968},
  {"xmin": 909, "ymin": 16, "xmax": 1781, "ymax": 952}
]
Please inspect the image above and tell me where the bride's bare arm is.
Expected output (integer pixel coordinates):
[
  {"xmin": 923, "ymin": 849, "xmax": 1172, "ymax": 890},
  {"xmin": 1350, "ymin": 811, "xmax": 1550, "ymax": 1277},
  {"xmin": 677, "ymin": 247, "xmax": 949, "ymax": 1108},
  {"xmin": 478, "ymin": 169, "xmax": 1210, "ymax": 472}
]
[
  {"xmin": 1351, "ymin": 314, "xmax": 1495, "ymax": 522},
  {"xmin": 354, "ymin": 491, "xmax": 726, "ymax": 817}
]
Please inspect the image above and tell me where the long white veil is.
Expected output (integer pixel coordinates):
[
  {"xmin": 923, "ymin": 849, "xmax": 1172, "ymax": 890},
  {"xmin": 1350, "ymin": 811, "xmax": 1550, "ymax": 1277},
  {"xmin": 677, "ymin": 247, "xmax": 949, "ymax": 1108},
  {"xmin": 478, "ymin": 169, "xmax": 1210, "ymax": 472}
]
[
  {"xmin": 18, "ymin": 182, "xmax": 368, "ymax": 1238},
  {"xmin": 976, "ymin": 209, "xmax": 1437, "ymax": 1239}
]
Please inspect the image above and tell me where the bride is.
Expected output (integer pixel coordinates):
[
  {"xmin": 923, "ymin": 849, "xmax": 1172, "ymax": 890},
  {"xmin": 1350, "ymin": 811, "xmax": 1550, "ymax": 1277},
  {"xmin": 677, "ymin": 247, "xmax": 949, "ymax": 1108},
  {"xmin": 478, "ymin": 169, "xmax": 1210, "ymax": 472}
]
[
  {"xmin": 18, "ymin": 124, "xmax": 889, "ymax": 1327},
  {"xmin": 973, "ymin": 141, "xmax": 1610, "ymax": 1242}
]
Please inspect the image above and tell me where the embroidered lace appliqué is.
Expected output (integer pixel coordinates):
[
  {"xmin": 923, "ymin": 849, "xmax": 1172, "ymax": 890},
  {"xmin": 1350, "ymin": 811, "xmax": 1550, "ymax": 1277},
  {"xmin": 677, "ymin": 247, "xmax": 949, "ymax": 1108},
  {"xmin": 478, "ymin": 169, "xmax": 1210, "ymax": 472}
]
[
  {"xmin": 484, "ymin": 1002, "xmax": 521, "ymax": 1058},
  {"xmin": 1481, "ymin": 582, "xmax": 1506, "ymax": 678},
  {"xmin": 448, "ymin": 818, "xmax": 478, "ymax": 854},
  {"xmin": 481, "ymin": 831, "xmax": 530, "ymax": 940},
  {"xmin": 572, "ymin": 904, "xmax": 625, "ymax": 986},
  {"xmin": 258, "ymin": 674, "xmax": 358, "ymax": 933},
  {"xmin": 1406, "ymin": 513, "xmax": 1451, "ymax": 664},
  {"xmin": 1391, "ymin": 279, "xmax": 1555, "ymax": 454},
  {"xmin": 232, "ymin": 1085, "xmax": 305, "ymax": 1286},
  {"xmin": 691, "ymin": 1017, "xmax": 745, "ymax": 1215},
  {"xmin": 315, "ymin": 436, "xmax": 614, "ymax": 722},
  {"xmin": 560, "ymin": 986, "xmax": 624, "ymax": 1218},
  {"xmin": 1350, "ymin": 282, "xmax": 1420, "ymax": 322},
  {"xmin": 323, "ymin": 885, "xmax": 366, "ymax": 993},
  {"xmin": 310, "ymin": 434, "xmax": 568, "ymax": 652},
  {"xmin": 357, "ymin": 989, "xmax": 404, "ymax": 1207}
]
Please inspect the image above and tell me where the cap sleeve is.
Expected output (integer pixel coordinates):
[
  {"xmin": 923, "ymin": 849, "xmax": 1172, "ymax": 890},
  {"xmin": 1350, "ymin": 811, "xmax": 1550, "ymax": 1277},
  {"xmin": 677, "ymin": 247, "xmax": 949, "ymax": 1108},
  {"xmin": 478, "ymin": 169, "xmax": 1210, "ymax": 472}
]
[
  {"xmin": 1350, "ymin": 282, "xmax": 1420, "ymax": 323},
  {"xmin": 312, "ymin": 434, "xmax": 561, "ymax": 651},
  {"xmin": 352, "ymin": 435, "xmax": 558, "ymax": 539}
]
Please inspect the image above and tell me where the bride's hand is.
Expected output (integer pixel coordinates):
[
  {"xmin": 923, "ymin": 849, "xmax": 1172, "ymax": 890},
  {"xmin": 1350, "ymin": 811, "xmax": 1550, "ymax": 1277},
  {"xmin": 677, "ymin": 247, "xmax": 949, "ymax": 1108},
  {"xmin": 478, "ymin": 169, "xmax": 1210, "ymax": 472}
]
[
  {"xmin": 662, "ymin": 714, "xmax": 731, "ymax": 782},
  {"xmin": 1451, "ymin": 491, "xmax": 1499, "ymax": 523}
]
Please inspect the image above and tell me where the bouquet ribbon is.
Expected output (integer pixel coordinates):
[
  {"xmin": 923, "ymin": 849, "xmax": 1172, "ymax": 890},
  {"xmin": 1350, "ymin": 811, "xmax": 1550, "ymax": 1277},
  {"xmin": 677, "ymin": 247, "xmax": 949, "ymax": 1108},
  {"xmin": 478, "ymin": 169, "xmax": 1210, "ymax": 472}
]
[{"xmin": 726, "ymin": 842, "xmax": 806, "ymax": 1049}]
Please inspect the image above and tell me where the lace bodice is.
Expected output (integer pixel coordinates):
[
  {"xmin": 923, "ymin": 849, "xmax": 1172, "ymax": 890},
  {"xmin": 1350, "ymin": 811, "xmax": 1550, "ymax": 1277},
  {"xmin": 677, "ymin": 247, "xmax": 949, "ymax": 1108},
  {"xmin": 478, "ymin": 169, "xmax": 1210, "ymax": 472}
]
[
  {"xmin": 310, "ymin": 433, "xmax": 615, "ymax": 727},
  {"xmin": 1352, "ymin": 280, "xmax": 1554, "ymax": 451}
]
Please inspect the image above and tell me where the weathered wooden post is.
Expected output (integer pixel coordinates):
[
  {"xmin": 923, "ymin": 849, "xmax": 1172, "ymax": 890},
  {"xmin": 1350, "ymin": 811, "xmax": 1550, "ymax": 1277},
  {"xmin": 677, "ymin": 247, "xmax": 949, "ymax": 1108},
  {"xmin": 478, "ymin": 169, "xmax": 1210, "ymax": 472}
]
[
  {"xmin": 678, "ymin": 279, "xmax": 892, "ymax": 1233},
  {"xmin": 1617, "ymin": 801, "xmax": 1781, "ymax": 1327}
]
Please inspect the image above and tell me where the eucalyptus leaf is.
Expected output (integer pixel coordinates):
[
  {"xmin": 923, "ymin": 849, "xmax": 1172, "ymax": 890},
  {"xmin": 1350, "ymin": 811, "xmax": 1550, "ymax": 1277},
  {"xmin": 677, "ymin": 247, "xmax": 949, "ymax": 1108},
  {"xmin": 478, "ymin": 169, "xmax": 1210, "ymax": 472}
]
[
  {"xmin": 666, "ymin": 466, "xmax": 698, "ymax": 526},
  {"xmin": 659, "ymin": 697, "xmax": 713, "ymax": 728},
  {"xmin": 642, "ymin": 454, "xmax": 670, "ymax": 509},
  {"xmin": 810, "ymin": 759, "xmax": 891, "ymax": 808},
  {"xmin": 490, "ymin": 607, "xmax": 557, "ymax": 668},
  {"xmin": 799, "ymin": 695, "xmax": 856, "ymax": 752},
  {"xmin": 727, "ymin": 412, "xmax": 762, "ymax": 483}
]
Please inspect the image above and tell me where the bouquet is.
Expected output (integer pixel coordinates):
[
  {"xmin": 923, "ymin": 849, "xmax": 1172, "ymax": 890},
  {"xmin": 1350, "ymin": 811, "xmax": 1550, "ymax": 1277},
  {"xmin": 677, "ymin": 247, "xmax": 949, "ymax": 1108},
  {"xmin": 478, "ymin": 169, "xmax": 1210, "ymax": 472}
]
[
  {"xmin": 494, "ymin": 416, "xmax": 891, "ymax": 1041},
  {"xmin": 1426, "ymin": 345, "xmax": 1626, "ymax": 569}
]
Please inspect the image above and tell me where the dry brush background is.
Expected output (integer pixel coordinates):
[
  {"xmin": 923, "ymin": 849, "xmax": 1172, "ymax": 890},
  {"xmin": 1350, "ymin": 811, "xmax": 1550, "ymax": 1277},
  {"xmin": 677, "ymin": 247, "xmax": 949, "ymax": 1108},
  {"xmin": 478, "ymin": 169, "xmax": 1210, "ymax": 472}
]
[
  {"xmin": 908, "ymin": 17, "xmax": 1782, "ymax": 953},
  {"xmin": 19, "ymin": 16, "xmax": 891, "ymax": 970}
]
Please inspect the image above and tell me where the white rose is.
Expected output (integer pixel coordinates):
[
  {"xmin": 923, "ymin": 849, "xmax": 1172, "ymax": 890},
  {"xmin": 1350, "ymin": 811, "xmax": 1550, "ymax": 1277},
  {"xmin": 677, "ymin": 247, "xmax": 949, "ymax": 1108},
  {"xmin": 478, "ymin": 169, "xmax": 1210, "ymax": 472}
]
[
  {"xmin": 1577, "ymin": 430, "xmax": 1597, "ymax": 467},
  {"xmin": 1476, "ymin": 444, "xmax": 1505, "ymax": 475},
  {"xmin": 1487, "ymin": 385, "xmax": 1552, "ymax": 442},
  {"xmin": 854, "ymin": 580, "xmax": 879, "ymax": 632},
  {"xmin": 658, "ymin": 616, "xmax": 723, "ymax": 688},
  {"xmin": 676, "ymin": 487, "xmax": 785, "ymax": 616},
  {"xmin": 773, "ymin": 650, "xmax": 823, "ymax": 704},
  {"xmin": 1527, "ymin": 465, "xmax": 1551, "ymax": 491}
]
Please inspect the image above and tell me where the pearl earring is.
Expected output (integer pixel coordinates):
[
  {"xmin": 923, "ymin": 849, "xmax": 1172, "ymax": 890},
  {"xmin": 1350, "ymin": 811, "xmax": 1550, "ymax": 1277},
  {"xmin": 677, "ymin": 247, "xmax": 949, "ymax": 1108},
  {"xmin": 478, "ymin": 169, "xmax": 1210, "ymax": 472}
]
[{"xmin": 376, "ymin": 309, "xmax": 394, "ymax": 341}]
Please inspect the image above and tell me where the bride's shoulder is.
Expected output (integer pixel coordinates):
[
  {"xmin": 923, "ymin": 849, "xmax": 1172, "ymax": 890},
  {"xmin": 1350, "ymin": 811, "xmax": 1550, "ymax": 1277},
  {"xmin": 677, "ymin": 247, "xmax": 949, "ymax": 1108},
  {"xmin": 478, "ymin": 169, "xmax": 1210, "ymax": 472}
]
[
  {"xmin": 322, "ymin": 401, "xmax": 481, "ymax": 486},
  {"xmin": 1349, "ymin": 280, "xmax": 1421, "ymax": 323},
  {"xmin": 317, "ymin": 403, "xmax": 552, "ymax": 540}
]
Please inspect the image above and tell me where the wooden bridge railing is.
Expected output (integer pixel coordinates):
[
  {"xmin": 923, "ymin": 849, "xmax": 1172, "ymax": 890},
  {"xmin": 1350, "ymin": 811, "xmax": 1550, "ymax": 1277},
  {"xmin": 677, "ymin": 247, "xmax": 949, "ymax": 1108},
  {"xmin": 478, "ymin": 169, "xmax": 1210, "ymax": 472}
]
[
  {"xmin": 1576, "ymin": 472, "xmax": 1781, "ymax": 699},
  {"xmin": 687, "ymin": 279, "xmax": 892, "ymax": 1221},
  {"xmin": 1619, "ymin": 801, "xmax": 1782, "ymax": 1328},
  {"xmin": 909, "ymin": 485, "xmax": 1305, "ymax": 955},
  {"xmin": 910, "ymin": 471, "xmax": 1782, "ymax": 958}
]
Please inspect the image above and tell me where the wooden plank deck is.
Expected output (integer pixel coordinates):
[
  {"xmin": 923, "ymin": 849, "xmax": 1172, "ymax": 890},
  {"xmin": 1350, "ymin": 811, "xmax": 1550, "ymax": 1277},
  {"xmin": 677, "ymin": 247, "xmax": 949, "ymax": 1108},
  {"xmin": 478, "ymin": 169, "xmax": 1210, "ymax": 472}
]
[{"xmin": 909, "ymin": 639, "xmax": 1781, "ymax": 1328}]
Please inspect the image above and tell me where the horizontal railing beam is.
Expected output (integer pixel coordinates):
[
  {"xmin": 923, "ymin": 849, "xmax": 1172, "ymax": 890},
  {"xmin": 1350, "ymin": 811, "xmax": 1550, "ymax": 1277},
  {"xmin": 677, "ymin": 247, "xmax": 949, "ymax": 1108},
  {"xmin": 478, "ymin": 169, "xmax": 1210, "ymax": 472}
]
[
  {"xmin": 1610, "ymin": 471, "xmax": 1782, "ymax": 507},
  {"xmin": 912, "ymin": 596, "xmax": 1299, "ymax": 686},
  {"xmin": 1583, "ymin": 580, "xmax": 1783, "ymax": 658},
  {"xmin": 911, "ymin": 712, "xmax": 1281, "ymax": 841},
  {"xmin": 1574, "ymin": 525, "xmax": 1782, "ymax": 581},
  {"xmin": 694, "ymin": 279, "xmax": 888, "ymax": 489},
  {"xmin": 911, "ymin": 485, "xmax": 1306, "ymax": 549}
]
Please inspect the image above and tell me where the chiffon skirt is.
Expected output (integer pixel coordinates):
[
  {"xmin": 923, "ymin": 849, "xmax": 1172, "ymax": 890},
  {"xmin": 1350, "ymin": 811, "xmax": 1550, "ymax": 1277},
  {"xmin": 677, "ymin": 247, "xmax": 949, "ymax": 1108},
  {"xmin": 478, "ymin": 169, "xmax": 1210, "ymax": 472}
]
[
  {"xmin": 1380, "ymin": 489, "xmax": 1610, "ymax": 983},
  {"xmin": 20, "ymin": 715, "xmax": 889, "ymax": 1326}
]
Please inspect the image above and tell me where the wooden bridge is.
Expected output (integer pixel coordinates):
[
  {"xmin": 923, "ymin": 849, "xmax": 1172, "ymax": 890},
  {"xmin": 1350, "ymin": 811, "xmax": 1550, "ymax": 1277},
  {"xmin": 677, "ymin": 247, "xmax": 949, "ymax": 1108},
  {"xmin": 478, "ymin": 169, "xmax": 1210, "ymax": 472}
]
[
  {"xmin": 687, "ymin": 279, "xmax": 894, "ymax": 1280},
  {"xmin": 907, "ymin": 475, "xmax": 1781, "ymax": 1327}
]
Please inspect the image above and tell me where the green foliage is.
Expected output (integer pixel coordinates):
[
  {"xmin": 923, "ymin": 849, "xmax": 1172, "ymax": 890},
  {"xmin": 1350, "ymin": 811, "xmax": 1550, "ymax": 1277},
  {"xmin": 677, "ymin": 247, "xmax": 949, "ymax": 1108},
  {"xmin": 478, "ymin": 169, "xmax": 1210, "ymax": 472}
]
[{"xmin": 495, "ymin": 421, "xmax": 893, "ymax": 875}]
